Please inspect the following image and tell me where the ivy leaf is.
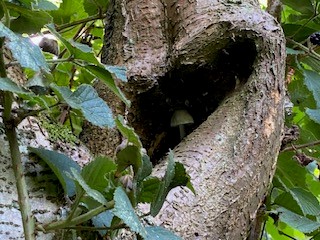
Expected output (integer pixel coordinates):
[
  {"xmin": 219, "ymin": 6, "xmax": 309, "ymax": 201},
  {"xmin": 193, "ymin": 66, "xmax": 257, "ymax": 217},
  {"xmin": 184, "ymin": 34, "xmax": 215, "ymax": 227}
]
[
  {"xmin": 0, "ymin": 22, "xmax": 49, "ymax": 72},
  {"xmin": 70, "ymin": 168, "xmax": 107, "ymax": 205},
  {"xmin": 145, "ymin": 226, "xmax": 182, "ymax": 240},
  {"xmin": 6, "ymin": 2, "xmax": 52, "ymax": 33},
  {"xmin": 115, "ymin": 115, "xmax": 142, "ymax": 148},
  {"xmin": 51, "ymin": 83, "xmax": 115, "ymax": 127},
  {"xmin": 277, "ymin": 207, "xmax": 320, "ymax": 234},
  {"xmin": 28, "ymin": 147, "xmax": 81, "ymax": 197},
  {"xmin": 0, "ymin": 77, "xmax": 31, "ymax": 94},
  {"xmin": 112, "ymin": 187, "xmax": 147, "ymax": 238}
]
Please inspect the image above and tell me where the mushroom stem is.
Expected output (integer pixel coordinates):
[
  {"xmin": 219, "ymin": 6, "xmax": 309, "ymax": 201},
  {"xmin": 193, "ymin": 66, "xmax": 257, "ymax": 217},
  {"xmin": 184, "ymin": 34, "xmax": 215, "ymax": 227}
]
[{"xmin": 178, "ymin": 125, "xmax": 186, "ymax": 140}]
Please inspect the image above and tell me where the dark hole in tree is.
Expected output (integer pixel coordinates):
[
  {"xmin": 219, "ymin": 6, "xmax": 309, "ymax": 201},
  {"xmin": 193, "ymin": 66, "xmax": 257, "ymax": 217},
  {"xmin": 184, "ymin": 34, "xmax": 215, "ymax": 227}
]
[{"xmin": 130, "ymin": 39, "xmax": 257, "ymax": 163}]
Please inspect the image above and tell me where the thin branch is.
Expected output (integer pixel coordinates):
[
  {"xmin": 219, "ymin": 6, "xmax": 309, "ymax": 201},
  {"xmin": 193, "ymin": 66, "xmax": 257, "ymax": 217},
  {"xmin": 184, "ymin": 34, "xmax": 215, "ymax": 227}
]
[
  {"xmin": 56, "ymin": 13, "xmax": 106, "ymax": 31},
  {"xmin": 281, "ymin": 140, "xmax": 320, "ymax": 152},
  {"xmin": 0, "ymin": 38, "xmax": 35, "ymax": 239},
  {"xmin": 286, "ymin": 38, "xmax": 320, "ymax": 61},
  {"xmin": 42, "ymin": 201, "xmax": 114, "ymax": 231}
]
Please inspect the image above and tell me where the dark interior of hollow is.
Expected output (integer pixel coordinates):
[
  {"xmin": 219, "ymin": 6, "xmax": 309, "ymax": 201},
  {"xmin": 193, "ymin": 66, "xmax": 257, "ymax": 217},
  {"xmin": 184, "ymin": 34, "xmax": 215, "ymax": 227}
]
[{"xmin": 130, "ymin": 39, "xmax": 257, "ymax": 163}]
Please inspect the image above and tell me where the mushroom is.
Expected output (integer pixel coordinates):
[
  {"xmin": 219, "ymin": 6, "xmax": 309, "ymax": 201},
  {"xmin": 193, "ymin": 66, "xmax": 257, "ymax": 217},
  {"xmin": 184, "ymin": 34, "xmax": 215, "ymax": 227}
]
[{"xmin": 170, "ymin": 109, "xmax": 194, "ymax": 140}]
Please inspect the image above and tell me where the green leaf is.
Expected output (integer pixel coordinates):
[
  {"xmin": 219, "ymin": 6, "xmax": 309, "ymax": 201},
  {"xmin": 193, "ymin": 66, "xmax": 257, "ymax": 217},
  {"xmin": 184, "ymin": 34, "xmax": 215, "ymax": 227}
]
[
  {"xmin": 0, "ymin": 22, "xmax": 49, "ymax": 72},
  {"xmin": 83, "ymin": 0, "xmax": 109, "ymax": 15},
  {"xmin": 274, "ymin": 192, "xmax": 304, "ymax": 216},
  {"xmin": 116, "ymin": 145, "xmax": 142, "ymax": 173},
  {"xmin": 49, "ymin": 0, "xmax": 87, "ymax": 25},
  {"xmin": 51, "ymin": 83, "xmax": 115, "ymax": 127},
  {"xmin": 70, "ymin": 168, "xmax": 107, "ymax": 205},
  {"xmin": 32, "ymin": 0, "xmax": 59, "ymax": 11},
  {"xmin": 303, "ymin": 69, "xmax": 320, "ymax": 108},
  {"xmin": 105, "ymin": 65, "xmax": 127, "ymax": 82},
  {"xmin": 286, "ymin": 48, "xmax": 304, "ymax": 55},
  {"xmin": 112, "ymin": 187, "xmax": 147, "ymax": 238},
  {"xmin": 0, "ymin": 77, "xmax": 31, "ymax": 94},
  {"xmin": 290, "ymin": 188, "xmax": 320, "ymax": 216},
  {"xmin": 28, "ymin": 147, "xmax": 81, "ymax": 197},
  {"xmin": 92, "ymin": 210, "xmax": 114, "ymax": 236},
  {"xmin": 139, "ymin": 177, "xmax": 161, "ymax": 203},
  {"xmin": 275, "ymin": 152, "xmax": 308, "ymax": 190},
  {"xmin": 82, "ymin": 156, "xmax": 117, "ymax": 193},
  {"xmin": 278, "ymin": 207, "xmax": 320, "ymax": 234},
  {"xmin": 84, "ymin": 64, "xmax": 130, "ymax": 106},
  {"xmin": 282, "ymin": 0, "xmax": 314, "ymax": 15},
  {"xmin": 306, "ymin": 108, "xmax": 320, "ymax": 125},
  {"xmin": 6, "ymin": 2, "xmax": 52, "ymax": 33},
  {"xmin": 145, "ymin": 226, "xmax": 182, "ymax": 240},
  {"xmin": 46, "ymin": 24, "xmax": 100, "ymax": 65},
  {"xmin": 134, "ymin": 154, "xmax": 153, "ymax": 205},
  {"xmin": 115, "ymin": 115, "xmax": 142, "ymax": 148},
  {"xmin": 151, "ymin": 150, "xmax": 176, "ymax": 216}
]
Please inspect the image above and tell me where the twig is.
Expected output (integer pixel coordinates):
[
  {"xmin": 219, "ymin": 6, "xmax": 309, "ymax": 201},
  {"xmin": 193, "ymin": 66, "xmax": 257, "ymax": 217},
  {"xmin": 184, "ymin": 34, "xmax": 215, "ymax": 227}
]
[
  {"xmin": 281, "ymin": 140, "xmax": 320, "ymax": 152},
  {"xmin": 0, "ymin": 37, "xmax": 35, "ymax": 239}
]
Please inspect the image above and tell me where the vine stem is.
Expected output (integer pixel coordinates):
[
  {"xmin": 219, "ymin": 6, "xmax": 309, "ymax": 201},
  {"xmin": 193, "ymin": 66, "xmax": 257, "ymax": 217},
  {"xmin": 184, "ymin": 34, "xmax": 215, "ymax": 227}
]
[
  {"xmin": 0, "ymin": 37, "xmax": 35, "ymax": 239},
  {"xmin": 42, "ymin": 201, "xmax": 114, "ymax": 231}
]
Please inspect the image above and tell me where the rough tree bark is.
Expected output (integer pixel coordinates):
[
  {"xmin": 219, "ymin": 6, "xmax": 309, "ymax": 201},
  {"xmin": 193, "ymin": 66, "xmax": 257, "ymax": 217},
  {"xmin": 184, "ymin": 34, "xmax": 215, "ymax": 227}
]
[{"xmin": 82, "ymin": 0, "xmax": 286, "ymax": 239}]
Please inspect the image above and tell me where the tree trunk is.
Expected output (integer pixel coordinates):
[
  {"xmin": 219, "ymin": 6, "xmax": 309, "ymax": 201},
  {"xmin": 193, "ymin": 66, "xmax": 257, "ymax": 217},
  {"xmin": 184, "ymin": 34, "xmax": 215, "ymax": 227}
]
[{"xmin": 82, "ymin": 0, "xmax": 286, "ymax": 238}]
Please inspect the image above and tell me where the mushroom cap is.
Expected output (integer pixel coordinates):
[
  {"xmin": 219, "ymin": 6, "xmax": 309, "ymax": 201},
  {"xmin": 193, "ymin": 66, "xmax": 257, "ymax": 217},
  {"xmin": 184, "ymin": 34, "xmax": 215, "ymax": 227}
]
[{"xmin": 170, "ymin": 109, "xmax": 194, "ymax": 127}]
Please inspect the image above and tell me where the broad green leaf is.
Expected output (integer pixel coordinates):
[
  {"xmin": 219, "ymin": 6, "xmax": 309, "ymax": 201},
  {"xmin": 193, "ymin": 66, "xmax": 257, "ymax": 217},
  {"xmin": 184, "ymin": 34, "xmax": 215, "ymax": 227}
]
[
  {"xmin": 274, "ymin": 192, "xmax": 304, "ymax": 216},
  {"xmin": 70, "ymin": 168, "xmax": 107, "ymax": 205},
  {"xmin": 303, "ymin": 69, "xmax": 320, "ymax": 108},
  {"xmin": 275, "ymin": 152, "xmax": 308, "ymax": 190},
  {"xmin": 151, "ymin": 150, "xmax": 176, "ymax": 216},
  {"xmin": 28, "ymin": 147, "xmax": 81, "ymax": 196},
  {"xmin": 133, "ymin": 154, "xmax": 153, "ymax": 205},
  {"xmin": 116, "ymin": 145, "xmax": 142, "ymax": 173},
  {"xmin": 0, "ymin": 77, "xmax": 31, "ymax": 94},
  {"xmin": 33, "ymin": 0, "xmax": 59, "ymax": 10},
  {"xmin": 51, "ymin": 83, "xmax": 115, "ymax": 127},
  {"xmin": 112, "ymin": 187, "xmax": 147, "ymax": 238},
  {"xmin": 92, "ymin": 210, "xmax": 114, "ymax": 236},
  {"xmin": 145, "ymin": 226, "xmax": 182, "ymax": 240},
  {"xmin": 83, "ymin": 0, "xmax": 109, "ymax": 15},
  {"xmin": 0, "ymin": 22, "xmax": 49, "ymax": 72},
  {"xmin": 139, "ymin": 177, "xmax": 161, "ymax": 203},
  {"xmin": 290, "ymin": 188, "xmax": 320, "ymax": 216},
  {"xmin": 46, "ymin": 24, "xmax": 100, "ymax": 65},
  {"xmin": 306, "ymin": 108, "xmax": 320, "ymax": 125},
  {"xmin": 6, "ymin": 2, "xmax": 52, "ymax": 33},
  {"xmin": 84, "ymin": 64, "xmax": 130, "ymax": 106},
  {"xmin": 115, "ymin": 115, "xmax": 142, "ymax": 148},
  {"xmin": 278, "ymin": 207, "xmax": 320, "ymax": 234},
  {"xmin": 49, "ymin": 0, "xmax": 87, "ymax": 25},
  {"xmin": 282, "ymin": 0, "xmax": 314, "ymax": 15},
  {"xmin": 82, "ymin": 156, "xmax": 117, "ymax": 193}
]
